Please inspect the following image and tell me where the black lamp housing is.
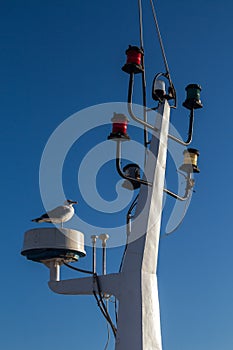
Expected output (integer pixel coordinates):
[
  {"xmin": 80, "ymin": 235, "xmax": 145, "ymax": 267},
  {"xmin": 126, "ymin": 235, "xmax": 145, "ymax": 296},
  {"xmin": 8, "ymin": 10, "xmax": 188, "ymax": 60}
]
[{"xmin": 122, "ymin": 163, "xmax": 141, "ymax": 190}]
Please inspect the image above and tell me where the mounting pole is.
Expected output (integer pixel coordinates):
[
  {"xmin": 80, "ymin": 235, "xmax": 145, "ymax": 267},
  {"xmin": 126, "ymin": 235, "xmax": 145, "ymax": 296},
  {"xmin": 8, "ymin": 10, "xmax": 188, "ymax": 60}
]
[
  {"xmin": 49, "ymin": 260, "xmax": 61, "ymax": 282},
  {"xmin": 48, "ymin": 100, "xmax": 170, "ymax": 350},
  {"xmin": 91, "ymin": 235, "xmax": 98, "ymax": 274},
  {"xmin": 99, "ymin": 234, "xmax": 109, "ymax": 276}
]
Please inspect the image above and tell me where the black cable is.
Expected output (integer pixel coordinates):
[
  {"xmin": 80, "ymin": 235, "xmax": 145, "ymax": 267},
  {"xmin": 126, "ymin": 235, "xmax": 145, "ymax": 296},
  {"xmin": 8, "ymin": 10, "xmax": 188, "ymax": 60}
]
[
  {"xmin": 63, "ymin": 261, "xmax": 93, "ymax": 275},
  {"xmin": 63, "ymin": 262, "xmax": 116, "ymax": 340},
  {"xmin": 93, "ymin": 274, "xmax": 117, "ymax": 338},
  {"xmin": 114, "ymin": 297, "xmax": 118, "ymax": 324},
  {"xmin": 128, "ymin": 194, "xmax": 139, "ymax": 213},
  {"xmin": 93, "ymin": 290, "xmax": 109, "ymax": 320},
  {"xmin": 127, "ymin": 72, "xmax": 134, "ymax": 107},
  {"xmin": 63, "ymin": 262, "xmax": 116, "ymax": 337},
  {"xmin": 93, "ymin": 288, "xmax": 114, "ymax": 345},
  {"xmin": 93, "ymin": 288, "xmax": 116, "ymax": 336},
  {"xmin": 104, "ymin": 304, "xmax": 111, "ymax": 350},
  {"xmin": 119, "ymin": 242, "xmax": 128, "ymax": 273},
  {"xmin": 95, "ymin": 274, "xmax": 116, "ymax": 333},
  {"xmin": 119, "ymin": 194, "xmax": 139, "ymax": 273}
]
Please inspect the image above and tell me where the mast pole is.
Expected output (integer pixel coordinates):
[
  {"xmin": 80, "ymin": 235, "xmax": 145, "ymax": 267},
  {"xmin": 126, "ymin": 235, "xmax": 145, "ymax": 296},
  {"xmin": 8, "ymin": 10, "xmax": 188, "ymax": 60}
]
[{"xmin": 115, "ymin": 100, "xmax": 170, "ymax": 349}]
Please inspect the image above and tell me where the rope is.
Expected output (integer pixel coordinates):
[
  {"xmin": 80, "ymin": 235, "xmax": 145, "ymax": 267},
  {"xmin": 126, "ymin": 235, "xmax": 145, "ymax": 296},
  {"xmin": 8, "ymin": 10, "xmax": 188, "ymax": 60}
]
[
  {"xmin": 138, "ymin": 0, "xmax": 144, "ymax": 49},
  {"xmin": 138, "ymin": 0, "xmax": 149, "ymax": 153},
  {"xmin": 149, "ymin": 0, "xmax": 177, "ymax": 106},
  {"xmin": 149, "ymin": 0, "xmax": 171, "ymax": 82}
]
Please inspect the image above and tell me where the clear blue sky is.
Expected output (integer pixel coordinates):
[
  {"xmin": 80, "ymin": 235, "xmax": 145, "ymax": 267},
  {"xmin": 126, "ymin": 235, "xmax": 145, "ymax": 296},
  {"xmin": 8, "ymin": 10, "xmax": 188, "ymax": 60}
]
[{"xmin": 1, "ymin": 0, "xmax": 233, "ymax": 349}]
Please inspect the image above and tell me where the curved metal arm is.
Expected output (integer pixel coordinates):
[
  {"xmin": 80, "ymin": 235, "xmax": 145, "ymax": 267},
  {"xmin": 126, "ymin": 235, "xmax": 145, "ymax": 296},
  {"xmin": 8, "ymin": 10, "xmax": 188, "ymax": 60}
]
[
  {"xmin": 116, "ymin": 141, "xmax": 152, "ymax": 187},
  {"xmin": 168, "ymin": 109, "xmax": 194, "ymax": 146},
  {"xmin": 164, "ymin": 173, "xmax": 194, "ymax": 201},
  {"xmin": 163, "ymin": 188, "xmax": 189, "ymax": 201},
  {"xmin": 128, "ymin": 73, "xmax": 159, "ymax": 131}
]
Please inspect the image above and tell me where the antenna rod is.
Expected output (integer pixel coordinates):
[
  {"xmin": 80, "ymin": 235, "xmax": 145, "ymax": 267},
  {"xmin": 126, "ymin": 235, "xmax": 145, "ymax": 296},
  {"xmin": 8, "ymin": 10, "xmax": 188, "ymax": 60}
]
[
  {"xmin": 91, "ymin": 235, "xmax": 98, "ymax": 274},
  {"xmin": 99, "ymin": 234, "xmax": 109, "ymax": 275}
]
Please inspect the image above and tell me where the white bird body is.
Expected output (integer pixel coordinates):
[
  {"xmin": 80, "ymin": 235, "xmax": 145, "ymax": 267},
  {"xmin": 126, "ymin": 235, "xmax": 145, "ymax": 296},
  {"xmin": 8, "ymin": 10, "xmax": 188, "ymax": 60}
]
[{"xmin": 32, "ymin": 200, "xmax": 77, "ymax": 226}]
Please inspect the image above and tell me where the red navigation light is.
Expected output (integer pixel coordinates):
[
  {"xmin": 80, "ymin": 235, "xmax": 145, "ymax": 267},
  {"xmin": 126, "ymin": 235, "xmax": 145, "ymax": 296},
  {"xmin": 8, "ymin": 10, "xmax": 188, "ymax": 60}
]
[
  {"xmin": 108, "ymin": 113, "xmax": 130, "ymax": 141},
  {"xmin": 122, "ymin": 45, "xmax": 144, "ymax": 74}
]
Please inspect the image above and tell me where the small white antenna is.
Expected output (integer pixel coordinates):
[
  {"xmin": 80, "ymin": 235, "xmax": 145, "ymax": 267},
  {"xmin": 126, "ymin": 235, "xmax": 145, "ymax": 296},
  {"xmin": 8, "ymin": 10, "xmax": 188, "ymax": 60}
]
[
  {"xmin": 99, "ymin": 234, "xmax": 109, "ymax": 276},
  {"xmin": 91, "ymin": 235, "xmax": 98, "ymax": 274}
]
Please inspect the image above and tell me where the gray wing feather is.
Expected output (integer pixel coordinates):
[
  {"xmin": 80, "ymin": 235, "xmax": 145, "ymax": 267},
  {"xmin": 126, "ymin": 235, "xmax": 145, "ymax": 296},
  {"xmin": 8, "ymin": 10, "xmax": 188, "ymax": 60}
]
[{"xmin": 46, "ymin": 205, "xmax": 70, "ymax": 219}]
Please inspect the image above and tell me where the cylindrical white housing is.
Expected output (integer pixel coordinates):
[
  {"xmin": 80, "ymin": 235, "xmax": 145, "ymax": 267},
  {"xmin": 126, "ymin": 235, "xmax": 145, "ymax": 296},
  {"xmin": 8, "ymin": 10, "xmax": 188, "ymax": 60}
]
[
  {"xmin": 21, "ymin": 228, "xmax": 86, "ymax": 263},
  {"xmin": 154, "ymin": 79, "xmax": 166, "ymax": 92}
]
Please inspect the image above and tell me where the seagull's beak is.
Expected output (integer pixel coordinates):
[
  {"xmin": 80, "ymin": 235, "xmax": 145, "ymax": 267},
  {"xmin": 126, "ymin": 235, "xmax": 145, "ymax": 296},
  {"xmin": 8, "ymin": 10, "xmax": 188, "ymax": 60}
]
[{"xmin": 68, "ymin": 200, "xmax": 78, "ymax": 205}]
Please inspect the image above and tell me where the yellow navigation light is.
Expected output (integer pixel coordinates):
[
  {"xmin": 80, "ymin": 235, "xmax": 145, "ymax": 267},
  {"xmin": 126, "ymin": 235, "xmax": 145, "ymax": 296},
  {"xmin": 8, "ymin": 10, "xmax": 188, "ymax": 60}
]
[{"xmin": 179, "ymin": 148, "xmax": 200, "ymax": 174}]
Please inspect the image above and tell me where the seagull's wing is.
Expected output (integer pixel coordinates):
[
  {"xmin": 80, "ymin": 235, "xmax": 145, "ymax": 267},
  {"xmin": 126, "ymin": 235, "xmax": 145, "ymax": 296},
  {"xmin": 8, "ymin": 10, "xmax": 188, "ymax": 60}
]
[
  {"xmin": 31, "ymin": 205, "xmax": 74, "ymax": 223},
  {"xmin": 46, "ymin": 205, "xmax": 71, "ymax": 219}
]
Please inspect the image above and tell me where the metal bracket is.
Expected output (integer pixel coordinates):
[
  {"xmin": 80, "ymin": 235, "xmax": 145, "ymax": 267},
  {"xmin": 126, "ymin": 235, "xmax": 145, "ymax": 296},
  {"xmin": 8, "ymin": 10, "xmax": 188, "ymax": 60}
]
[
  {"xmin": 168, "ymin": 109, "xmax": 194, "ymax": 146},
  {"xmin": 116, "ymin": 141, "xmax": 152, "ymax": 187},
  {"xmin": 127, "ymin": 73, "xmax": 159, "ymax": 131},
  {"xmin": 164, "ymin": 173, "xmax": 195, "ymax": 201}
]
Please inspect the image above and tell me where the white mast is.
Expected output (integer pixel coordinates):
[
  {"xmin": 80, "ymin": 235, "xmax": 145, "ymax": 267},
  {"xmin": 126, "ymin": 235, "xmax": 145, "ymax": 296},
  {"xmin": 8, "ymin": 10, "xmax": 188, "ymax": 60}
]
[
  {"xmin": 115, "ymin": 100, "xmax": 170, "ymax": 349},
  {"xmin": 47, "ymin": 100, "xmax": 170, "ymax": 350}
]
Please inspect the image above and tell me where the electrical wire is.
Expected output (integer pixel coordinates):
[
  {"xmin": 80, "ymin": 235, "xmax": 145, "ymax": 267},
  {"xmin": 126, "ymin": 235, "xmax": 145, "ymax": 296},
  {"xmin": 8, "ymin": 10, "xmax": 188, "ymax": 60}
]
[
  {"xmin": 92, "ymin": 293, "xmax": 112, "ymax": 350},
  {"xmin": 94, "ymin": 274, "xmax": 114, "ymax": 327},
  {"xmin": 93, "ymin": 274, "xmax": 117, "ymax": 338},
  {"xmin": 114, "ymin": 297, "xmax": 118, "ymax": 325},
  {"xmin": 93, "ymin": 291, "xmax": 110, "ymax": 326},
  {"xmin": 63, "ymin": 261, "xmax": 93, "ymax": 275},
  {"xmin": 118, "ymin": 242, "xmax": 128, "ymax": 273},
  {"xmin": 119, "ymin": 194, "xmax": 139, "ymax": 273},
  {"xmin": 116, "ymin": 194, "xmax": 139, "ymax": 327},
  {"xmin": 104, "ymin": 303, "xmax": 111, "ymax": 350},
  {"xmin": 63, "ymin": 259, "xmax": 117, "ymax": 341},
  {"xmin": 93, "ymin": 289, "xmax": 117, "ymax": 341},
  {"xmin": 128, "ymin": 194, "xmax": 139, "ymax": 213},
  {"xmin": 121, "ymin": 216, "xmax": 138, "ymax": 273}
]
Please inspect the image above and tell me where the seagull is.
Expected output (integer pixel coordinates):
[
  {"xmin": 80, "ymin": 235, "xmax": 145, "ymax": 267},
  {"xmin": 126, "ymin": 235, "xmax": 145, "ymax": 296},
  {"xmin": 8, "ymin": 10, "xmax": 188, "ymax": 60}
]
[{"xmin": 31, "ymin": 200, "xmax": 77, "ymax": 227}]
